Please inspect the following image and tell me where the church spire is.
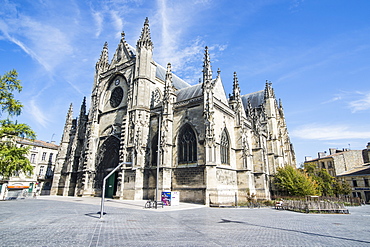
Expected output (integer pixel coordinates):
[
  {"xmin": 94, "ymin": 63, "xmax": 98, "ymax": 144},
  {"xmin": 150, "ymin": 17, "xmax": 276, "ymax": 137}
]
[
  {"xmin": 137, "ymin": 17, "xmax": 153, "ymax": 50},
  {"xmin": 96, "ymin": 42, "xmax": 109, "ymax": 72},
  {"xmin": 202, "ymin": 46, "xmax": 212, "ymax": 83}
]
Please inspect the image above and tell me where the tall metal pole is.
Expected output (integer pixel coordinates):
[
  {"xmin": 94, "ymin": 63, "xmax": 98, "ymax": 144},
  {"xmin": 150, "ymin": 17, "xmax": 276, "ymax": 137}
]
[
  {"xmin": 155, "ymin": 112, "xmax": 161, "ymax": 209},
  {"xmin": 100, "ymin": 161, "xmax": 132, "ymax": 219}
]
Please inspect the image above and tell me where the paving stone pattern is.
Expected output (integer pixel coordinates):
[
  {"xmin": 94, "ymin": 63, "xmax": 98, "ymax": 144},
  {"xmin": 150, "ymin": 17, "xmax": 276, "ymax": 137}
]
[{"xmin": 1, "ymin": 196, "xmax": 370, "ymax": 246}]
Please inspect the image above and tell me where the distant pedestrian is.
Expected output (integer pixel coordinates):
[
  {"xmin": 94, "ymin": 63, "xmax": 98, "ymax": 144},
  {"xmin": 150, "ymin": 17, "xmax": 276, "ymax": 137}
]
[{"xmin": 33, "ymin": 192, "xmax": 37, "ymax": 199}]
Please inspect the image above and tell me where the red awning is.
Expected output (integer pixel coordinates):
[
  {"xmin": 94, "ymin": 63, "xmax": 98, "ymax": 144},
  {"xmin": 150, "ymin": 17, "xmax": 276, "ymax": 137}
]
[{"xmin": 7, "ymin": 185, "xmax": 30, "ymax": 189}]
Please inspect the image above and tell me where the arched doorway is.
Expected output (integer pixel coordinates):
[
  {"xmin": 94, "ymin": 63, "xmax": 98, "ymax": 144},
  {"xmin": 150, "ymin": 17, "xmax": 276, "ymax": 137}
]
[{"xmin": 94, "ymin": 135, "xmax": 120, "ymax": 198}]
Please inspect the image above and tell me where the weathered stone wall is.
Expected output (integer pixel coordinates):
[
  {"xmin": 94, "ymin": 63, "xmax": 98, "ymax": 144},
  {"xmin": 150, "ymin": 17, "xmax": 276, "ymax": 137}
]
[
  {"xmin": 172, "ymin": 166, "xmax": 205, "ymax": 203},
  {"xmin": 333, "ymin": 150, "xmax": 364, "ymax": 175},
  {"xmin": 121, "ymin": 169, "xmax": 136, "ymax": 199}
]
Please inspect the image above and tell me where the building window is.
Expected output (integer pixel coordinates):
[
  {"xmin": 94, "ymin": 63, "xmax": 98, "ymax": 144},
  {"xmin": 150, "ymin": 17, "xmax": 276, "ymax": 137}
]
[
  {"xmin": 352, "ymin": 179, "xmax": 358, "ymax": 187},
  {"xmin": 48, "ymin": 153, "xmax": 53, "ymax": 163},
  {"xmin": 39, "ymin": 166, "xmax": 45, "ymax": 176},
  {"xmin": 320, "ymin": 162, "xmax": 325, "ymax": 169},
  {"xmin": 178, "ymin": 124, "xmax": 197, "ymax": 164},
  {"xmin": 328, "ymin": 161, "xmax": 333, "ymax": 168},
  {"xmin": 364, "ymin": 178, "xmax": 369, "ymax": 187},
  {"xmin": 41, "ymin": 152, "xmax": 47, "ymax": 161},
  {"xmin": 220, "ymin": 129, "xmax": 230, "ymax": 165},
  {"xmin": 30, "ymin": 154, "xmax": 36, "ymax": 163}
]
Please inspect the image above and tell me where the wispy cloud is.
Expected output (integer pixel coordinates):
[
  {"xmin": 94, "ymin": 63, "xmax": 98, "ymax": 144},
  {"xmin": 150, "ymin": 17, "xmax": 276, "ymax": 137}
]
[
  {"xmin": 320, "ymin": 91, "xmax": 370, "ymax": 112},
  {"xmin": 348, "ymin": 92, "xmax": 370, "ymax": 112},
  {"xmin": 0, "ymin": 29, "xmax": 52, "ymax": 72},
  {"xmin": 110, "ymin": 11, "xmax": 124, "ymax": 39},
  {"xmin": 66, "ymin": 80, "xmax": 85, "ymax": 96},
  {"xmin": 0, "ymin": 13, "xmax": 73, "ymax": 73},
  {"xmin": 321, "ymin": 95, "xmax": 342, "ymax": 104},
  {"xmin": 154, "ymin": 0, "xmax": 226, "ymax": 84},
  {"xmin": 92, "ymin": 10, "xmax": 103, "ymax": 38},
  {"xmin": 291, "ymin": 124, "xmax": 370, "ymax": 140},
  {"xmin": 26, "ymin": 99, "xmax": 50, "ymax": 128}
]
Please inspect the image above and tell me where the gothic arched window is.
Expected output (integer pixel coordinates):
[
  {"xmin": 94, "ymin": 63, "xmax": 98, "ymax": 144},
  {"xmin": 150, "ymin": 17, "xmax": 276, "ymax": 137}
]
[
  {"xmin": 220, "ymin": 129, "xmax": 230, "ymax": 165},
  {"xmin": 178, "ymin": 124, "xmax": 197, "ymax": 164}
]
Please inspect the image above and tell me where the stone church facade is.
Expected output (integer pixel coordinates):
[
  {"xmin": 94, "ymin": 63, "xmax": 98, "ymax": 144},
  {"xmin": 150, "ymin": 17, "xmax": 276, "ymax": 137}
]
[{"xmin": 51, "ymin": 18, "xmax": 296, "ymax": 205}]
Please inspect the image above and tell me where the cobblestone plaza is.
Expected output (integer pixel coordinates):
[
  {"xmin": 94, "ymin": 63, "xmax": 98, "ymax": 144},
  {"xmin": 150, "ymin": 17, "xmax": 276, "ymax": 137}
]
[{"xmin": 1, "ymin": 196, "xmax": 369, "ymax": 246}]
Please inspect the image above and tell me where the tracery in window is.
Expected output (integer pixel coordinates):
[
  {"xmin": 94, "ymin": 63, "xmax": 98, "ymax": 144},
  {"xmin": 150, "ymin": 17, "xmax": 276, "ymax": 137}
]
[
  {"xmin": 178, "ymin": 124, "xmax": 197, "ymax": 164},
  {"xmin": 110, "ymin": 87, "xmax": 124, "ymax": 108},
  {"xmin": 220, "ymin": 129, "xmax": 230, "ymax": 165}
]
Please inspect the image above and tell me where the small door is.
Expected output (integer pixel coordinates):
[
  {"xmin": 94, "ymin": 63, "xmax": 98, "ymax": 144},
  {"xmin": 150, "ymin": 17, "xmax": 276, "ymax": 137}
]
[
  {"xmin": 105, "ymin": 172, "xmax": 116, "ymax": 198},
  {"xmin": 365, "ymin": 191, "xmax": 370, "ymax": 203},
  {"xmin": 28, "ymin": 183, "xmax": 34, "ymax": 193}
]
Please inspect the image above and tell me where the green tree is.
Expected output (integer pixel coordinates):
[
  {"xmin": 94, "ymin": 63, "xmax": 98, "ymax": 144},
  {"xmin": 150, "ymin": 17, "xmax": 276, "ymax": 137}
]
[
  {"xmin": 0, "ymin": 70, "xmax": 36, "ymax": 178},
  {"xmin": 304, "ymin": 163, "xmax": 351, "ymax": 196},
  {"xmin": 333, "ymin": 179, "xmax": 351, "ymax": 196},
  {"xmin": 274, "ymin": 165, "xmax": 319, "ymax": 196},
  {"xmin": 0, "ymin": 70, "xmax": 23, "ymax": 117}
]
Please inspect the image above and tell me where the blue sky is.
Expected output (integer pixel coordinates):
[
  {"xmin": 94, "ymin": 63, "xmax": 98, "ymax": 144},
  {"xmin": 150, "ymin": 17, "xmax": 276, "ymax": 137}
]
[{"xmin": 1, "ymin": 0, "xmax": 370, "ymax": 164}]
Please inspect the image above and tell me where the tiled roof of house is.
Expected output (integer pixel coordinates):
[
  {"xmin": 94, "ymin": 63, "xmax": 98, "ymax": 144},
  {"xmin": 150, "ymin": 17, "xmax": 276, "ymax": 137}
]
[{"xmin": 16, "ymin": 138, "xmax": 59, "ymax": 150}]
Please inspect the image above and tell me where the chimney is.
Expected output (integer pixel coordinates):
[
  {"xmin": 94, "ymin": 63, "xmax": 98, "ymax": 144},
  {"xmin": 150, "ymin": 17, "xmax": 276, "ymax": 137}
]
[
  {"xmin": 318, "ymin": 152, "xmax": 327, "ymax": 158},
  {"xmin": 305, "ymin": 156, "xmax": 313, "ymax": 162}
]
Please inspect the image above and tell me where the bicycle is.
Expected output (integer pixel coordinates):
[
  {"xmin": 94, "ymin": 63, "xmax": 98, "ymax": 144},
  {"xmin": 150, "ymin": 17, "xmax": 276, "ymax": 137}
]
[{"xmin": 145, "ymin": 200, "xmax": 157, "ymax": 208}]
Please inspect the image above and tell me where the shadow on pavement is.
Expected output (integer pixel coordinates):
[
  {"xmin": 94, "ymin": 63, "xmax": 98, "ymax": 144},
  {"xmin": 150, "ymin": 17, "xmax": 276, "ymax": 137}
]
[
  {"xmin": 85, "ymin": 213, "xmax": 100, "ymax": 219},
  {"xmin": 219, "ymin": 218, "xmax": 370, "ymax": 245}
]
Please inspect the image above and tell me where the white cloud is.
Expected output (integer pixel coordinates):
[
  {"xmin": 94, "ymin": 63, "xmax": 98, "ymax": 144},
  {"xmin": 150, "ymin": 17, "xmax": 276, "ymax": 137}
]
[
  {"xmin": 66, "ymin": 80, "xmax": 85, "ymax": 96},
  {"xmin": 154, "ymin": 0, "xmax": 226, "ymax": 84},
  {"xmin": 92, "ymin": 11, "xmax": 103, "ymax": 38},
  {"xmin": 321, "ymin": 95, "xmax": 342, "ymax": 104},
  {"xmin": 110, "ymin": 11, "xmax": 124, "ymax": 38},
  {"xmin": 348, "ymin": 92, "xmax": 370, "ymax": 112},
  {"xmin": 27, "ymin": 100, "xmax": 50, "ymax": 128},
  {"xmin": 291, "ymin": 124, "xmax": 370, "ymax": 140},
  {"xmin": 0, "ymin": 12, "xmax": 73, "ymax": 73}
]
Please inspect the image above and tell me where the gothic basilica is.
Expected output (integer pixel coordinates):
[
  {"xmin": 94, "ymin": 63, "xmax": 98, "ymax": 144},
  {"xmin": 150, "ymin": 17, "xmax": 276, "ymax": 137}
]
[{"xmin": 51, "ymin": 18, "xmax": 296, "ymax": 205}]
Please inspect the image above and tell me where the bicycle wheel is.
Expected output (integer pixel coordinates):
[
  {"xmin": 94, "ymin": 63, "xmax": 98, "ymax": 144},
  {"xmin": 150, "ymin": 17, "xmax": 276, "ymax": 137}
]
[{"xmin": 145, "ymin": 201, "xmax": 151, "ymax": 208}]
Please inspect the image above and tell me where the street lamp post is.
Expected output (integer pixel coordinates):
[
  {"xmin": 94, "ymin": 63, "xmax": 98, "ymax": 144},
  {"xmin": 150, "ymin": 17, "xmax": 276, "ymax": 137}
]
[
  {"xmin": 155, "ymin": 112, "xmax": 161, "ymax": 209},
  {"xmin": 100, "ymin": 161, "xmax": 132, "ymax": 219}
]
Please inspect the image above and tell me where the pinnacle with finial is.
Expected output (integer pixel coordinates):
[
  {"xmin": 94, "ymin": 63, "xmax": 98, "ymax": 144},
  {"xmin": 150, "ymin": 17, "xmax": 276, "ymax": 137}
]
[
  {"xmin": 66, "ymin": 103, "xmax": 73, "ymax": 123},
  {"xmin": 165, "ymin": 63, "xmax": 172, "ymax": 86},
  {"xmin": 264, "ymin": 80, "xmax": 274, "ymax": 99},
  {"xmin": 96, "ymin": 42, "xmax": 109, "ymax": 71},
  {"xmin": 203, "ymin": 46, "xmax": 212, "ymax": 83},
  {"xmin": 80, "ymin": 97, "xmax": 86, "ymax": 116},
  {"xmin": 232, "ymin": 72, "xmax": 241, "ymax": 98},
  {"xmin": 137, "ymin": 17, "xmax": 153, "ymax": 49}
]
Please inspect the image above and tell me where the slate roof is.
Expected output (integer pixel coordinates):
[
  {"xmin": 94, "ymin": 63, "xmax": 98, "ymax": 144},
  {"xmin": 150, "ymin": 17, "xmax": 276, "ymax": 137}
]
[
  {"xmin": 176, "ymin": 83, "xmax": 203, "ymax": 102},
  {"xmin": 241, "ymin": 90, "xmax": 264, "ymax": 109},
  {"xmin": 155, "ymin": 64, "xmax": 190, "ymax": 90}
]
